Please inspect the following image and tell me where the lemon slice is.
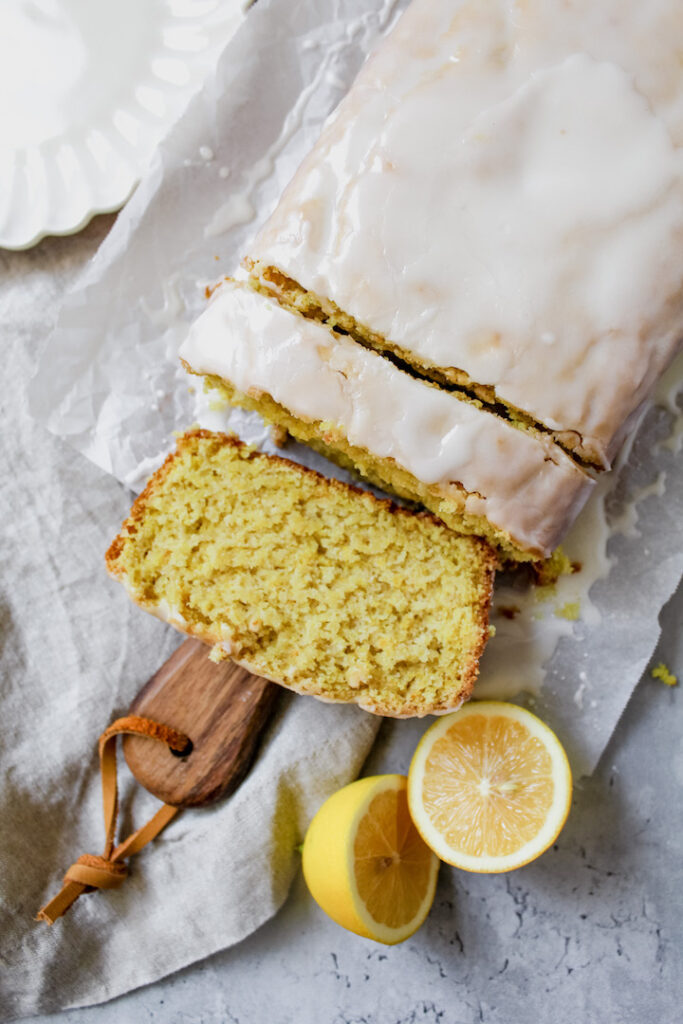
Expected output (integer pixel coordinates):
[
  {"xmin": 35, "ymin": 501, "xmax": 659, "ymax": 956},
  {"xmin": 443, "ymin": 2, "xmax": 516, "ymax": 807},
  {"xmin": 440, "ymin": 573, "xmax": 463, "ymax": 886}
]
[
  {"xmin": 408, "ymin": 702, "xmax": 572, "ymax": 873},
  {"xmin": 302, "ymin": 774, "xmax": 440, "ymax": 944}
]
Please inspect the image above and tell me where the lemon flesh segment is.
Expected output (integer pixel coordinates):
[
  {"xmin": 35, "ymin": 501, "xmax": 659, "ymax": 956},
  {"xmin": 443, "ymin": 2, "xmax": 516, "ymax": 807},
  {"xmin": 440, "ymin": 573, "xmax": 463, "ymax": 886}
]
[
  {"xmin": 302, "ymin": 774, "xmax": 440, "ymax": 944},
  {"xmin": 408, "ymin": 701, "xmax": 572, "ymax": 873}
]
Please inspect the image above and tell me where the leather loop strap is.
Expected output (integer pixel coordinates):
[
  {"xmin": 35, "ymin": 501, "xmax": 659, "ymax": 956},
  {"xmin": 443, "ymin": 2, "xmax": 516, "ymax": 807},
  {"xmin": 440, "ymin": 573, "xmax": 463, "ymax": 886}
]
[
  {"xmin": 65, "ymin": 854, "xmax": 128, "ymax": 889},
  {"xmin": 36, "ymin": 716, "xmax": 189, "ymax": 925}
]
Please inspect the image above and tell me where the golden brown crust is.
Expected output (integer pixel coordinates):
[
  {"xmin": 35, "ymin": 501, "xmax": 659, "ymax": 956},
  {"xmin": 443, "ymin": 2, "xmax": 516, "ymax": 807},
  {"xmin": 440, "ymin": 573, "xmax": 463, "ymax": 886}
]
[
  {"xmin": 106, "ymin": 438, "xmax": 191, "ymax": 577},
  {"xmin": 456, "ymin": 552, "xmax": 496, "ymax": 707}
]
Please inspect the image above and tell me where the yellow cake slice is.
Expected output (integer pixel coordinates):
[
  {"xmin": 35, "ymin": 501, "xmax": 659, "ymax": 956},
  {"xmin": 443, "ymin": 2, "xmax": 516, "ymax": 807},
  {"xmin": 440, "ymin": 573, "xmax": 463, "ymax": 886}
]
[{"xmin": 106, "ymin": 429, "xmax": 497, "ymax": 717}]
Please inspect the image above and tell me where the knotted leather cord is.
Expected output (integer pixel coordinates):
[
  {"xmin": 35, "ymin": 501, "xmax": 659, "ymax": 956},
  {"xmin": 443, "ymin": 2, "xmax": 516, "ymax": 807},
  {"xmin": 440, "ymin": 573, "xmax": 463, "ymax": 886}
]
[{"xmin": 36, "ymin": 715, "xmax": 190, "ymax": 925}]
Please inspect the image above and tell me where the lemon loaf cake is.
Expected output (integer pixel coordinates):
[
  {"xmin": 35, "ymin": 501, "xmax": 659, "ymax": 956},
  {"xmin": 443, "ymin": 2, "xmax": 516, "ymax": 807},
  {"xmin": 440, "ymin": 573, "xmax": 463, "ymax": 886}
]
[
  {"xmin": 106, "ymin": 429, "xmax": 497, "ymax": 717},
  {"xmin": 179, "ymin": 281, "xmax": 593, "ymax": 562},
  {"xmin": 246, "ymin": 0, "xmax": 683, "ymax": 470}
]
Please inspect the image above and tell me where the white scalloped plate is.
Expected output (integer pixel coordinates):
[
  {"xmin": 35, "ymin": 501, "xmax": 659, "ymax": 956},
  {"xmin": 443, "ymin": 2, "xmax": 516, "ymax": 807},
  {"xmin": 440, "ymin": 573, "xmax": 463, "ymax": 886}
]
[{"xmin": 0, "ymin": 0, "xmax": 245, "ymax": 250}]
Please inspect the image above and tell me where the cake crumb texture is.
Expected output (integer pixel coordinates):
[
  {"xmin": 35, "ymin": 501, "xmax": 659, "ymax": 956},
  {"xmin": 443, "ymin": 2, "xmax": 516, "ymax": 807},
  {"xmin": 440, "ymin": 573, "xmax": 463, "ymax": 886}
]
[
  {"xmin": 651, "ymin": 662, "xmax": 677, "ymax": 686},
  {"xmin": 106, "ymin": 430, "xmax": 497, "ymax": 717},
  {"xmin": 554, "ymin": 601, "xmax": 581, "ymax": 622}
]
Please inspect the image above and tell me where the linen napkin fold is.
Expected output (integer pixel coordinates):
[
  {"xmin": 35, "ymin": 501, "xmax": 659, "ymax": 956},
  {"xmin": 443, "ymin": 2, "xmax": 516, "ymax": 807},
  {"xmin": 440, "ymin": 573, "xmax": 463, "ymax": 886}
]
[{"xmin": 0, "ymin": 223, "xmax": 380, "ymax": 1022}]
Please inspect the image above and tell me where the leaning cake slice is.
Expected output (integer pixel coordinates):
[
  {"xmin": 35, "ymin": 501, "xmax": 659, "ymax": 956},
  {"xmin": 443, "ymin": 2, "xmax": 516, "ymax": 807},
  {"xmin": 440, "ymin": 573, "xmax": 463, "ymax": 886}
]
[{"xmin": 106, "ymin": 429, "xmax": 496, "ymax": 717}]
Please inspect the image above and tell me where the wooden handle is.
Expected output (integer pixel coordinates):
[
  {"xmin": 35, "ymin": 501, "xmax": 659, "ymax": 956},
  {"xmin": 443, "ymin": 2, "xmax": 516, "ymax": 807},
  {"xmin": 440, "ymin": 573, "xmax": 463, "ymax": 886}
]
[{"xmin": 123, "ymin": 639, "xmax": 281, "ymax": 808}]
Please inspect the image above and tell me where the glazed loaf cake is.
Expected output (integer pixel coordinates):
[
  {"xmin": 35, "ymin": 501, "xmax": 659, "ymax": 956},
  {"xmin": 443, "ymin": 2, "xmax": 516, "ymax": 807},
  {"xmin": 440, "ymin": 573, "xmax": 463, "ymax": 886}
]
[
  {"xmin": 106, "ymin": 430, "xmax": 497, "ymax": 717},
  {"xmin": 246, "ymin": 0, "xmax": 683, "ymax": 472}
]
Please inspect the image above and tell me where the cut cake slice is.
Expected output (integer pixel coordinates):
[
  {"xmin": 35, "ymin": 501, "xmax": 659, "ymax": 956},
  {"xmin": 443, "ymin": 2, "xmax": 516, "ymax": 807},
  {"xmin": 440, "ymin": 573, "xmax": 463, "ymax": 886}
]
[
  {"xmin": 106, "ymin": 429, "xmax": 497, "ymax": 718},
  {"xmin": 179, "ymin": 281, "xmax": 594, "ymax": 561},
  {"xmin": 247, "ymin": 0, "xmax": 683, "ymax": 470}
]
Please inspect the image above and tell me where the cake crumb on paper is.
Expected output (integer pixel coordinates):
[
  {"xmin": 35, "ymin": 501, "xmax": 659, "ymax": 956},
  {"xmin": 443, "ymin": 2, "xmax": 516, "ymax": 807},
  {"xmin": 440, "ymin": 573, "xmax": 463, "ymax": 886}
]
[
  {"xmin": 555, "ymin": 601, "xmax": 581, "ymax": 621},
  {"xmin": 651, "ymin": 662, "xmax": 677, "ymax": 686}
]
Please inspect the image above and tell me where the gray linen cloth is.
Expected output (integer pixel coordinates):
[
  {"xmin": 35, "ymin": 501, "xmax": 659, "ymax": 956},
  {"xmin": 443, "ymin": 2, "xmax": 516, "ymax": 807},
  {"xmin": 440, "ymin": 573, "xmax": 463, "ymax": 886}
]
[{"xmin": 0, "ymin": 221, "xmax": 380, "ymax": 1021}]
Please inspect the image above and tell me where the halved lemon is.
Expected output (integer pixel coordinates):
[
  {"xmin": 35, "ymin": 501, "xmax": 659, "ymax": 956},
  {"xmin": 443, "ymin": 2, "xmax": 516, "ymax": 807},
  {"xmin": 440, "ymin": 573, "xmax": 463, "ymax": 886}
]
[
  {"xmin": 302, "ymin": 774, "xmax": 440, "ymax": 944},
  {"xmin": 408, "ymin": 702, "xmax": 572, "ymax": 873}
]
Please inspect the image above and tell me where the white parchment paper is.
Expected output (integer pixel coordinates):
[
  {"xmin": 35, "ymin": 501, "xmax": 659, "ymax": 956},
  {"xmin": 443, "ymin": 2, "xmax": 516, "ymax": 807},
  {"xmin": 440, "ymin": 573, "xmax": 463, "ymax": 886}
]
[{"xmin": 30, "ymin": 0, "xmax": 683, "ymax": 777}]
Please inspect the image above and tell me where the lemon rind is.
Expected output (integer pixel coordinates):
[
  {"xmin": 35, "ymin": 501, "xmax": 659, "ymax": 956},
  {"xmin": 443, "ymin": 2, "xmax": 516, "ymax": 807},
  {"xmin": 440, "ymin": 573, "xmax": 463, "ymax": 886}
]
[
  {"xmin": 303, "ymin": 774, "xmax": 439, "ymax": 944},
  {"xmin": 344, "ymin": 776, "xmax": 440, "ymax": 945}
]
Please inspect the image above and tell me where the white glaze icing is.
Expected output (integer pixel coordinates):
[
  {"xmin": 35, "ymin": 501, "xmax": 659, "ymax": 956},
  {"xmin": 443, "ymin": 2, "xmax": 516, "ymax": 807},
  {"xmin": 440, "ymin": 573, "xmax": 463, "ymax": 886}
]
[
  {"xmin": 249, "ymin": 0, "xmax": 683, "ymax": 468},
  {"xmin": 199, "ymin": 0, "xmax": 400, "ymax": 244},
  {"xmin": 180, "ymin": 281, "xmax": 593, "ymax": 555},
  {"xmin": 204, "ymin": 194, "xmax": 255, "ymax": 239}
]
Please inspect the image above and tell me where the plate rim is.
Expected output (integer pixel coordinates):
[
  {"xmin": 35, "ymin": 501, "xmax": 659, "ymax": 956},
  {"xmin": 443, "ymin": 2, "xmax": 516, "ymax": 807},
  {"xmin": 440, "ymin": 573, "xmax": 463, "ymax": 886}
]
[{"xmin": 0, "ymin": 0, "xmax": 244, "ymax": 251}]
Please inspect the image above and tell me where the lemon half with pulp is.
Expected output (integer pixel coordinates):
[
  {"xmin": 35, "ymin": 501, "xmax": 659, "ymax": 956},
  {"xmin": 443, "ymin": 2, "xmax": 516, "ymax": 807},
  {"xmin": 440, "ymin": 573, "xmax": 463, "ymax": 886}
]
[
  {"xmin": 408, "ymin": 701, "xmax": 572, "ymax": 873},
  {"xmin": 302, "ymin": 774, "xmax": 440, "ymax": 944}
]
